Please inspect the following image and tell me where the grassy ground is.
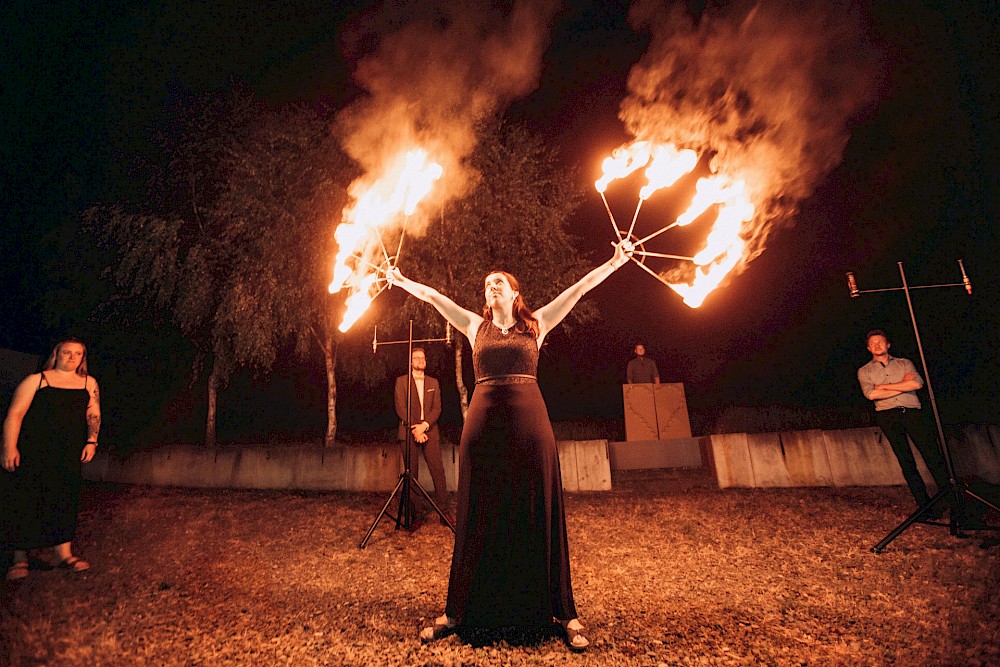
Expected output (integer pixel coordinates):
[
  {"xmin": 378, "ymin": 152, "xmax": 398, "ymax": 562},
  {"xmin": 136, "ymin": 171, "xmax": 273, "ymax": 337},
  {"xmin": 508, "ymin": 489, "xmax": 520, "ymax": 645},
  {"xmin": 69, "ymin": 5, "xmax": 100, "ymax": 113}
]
[{"xmin": 2, "ymin": 470, "xmax": 998, "ymax": 666}]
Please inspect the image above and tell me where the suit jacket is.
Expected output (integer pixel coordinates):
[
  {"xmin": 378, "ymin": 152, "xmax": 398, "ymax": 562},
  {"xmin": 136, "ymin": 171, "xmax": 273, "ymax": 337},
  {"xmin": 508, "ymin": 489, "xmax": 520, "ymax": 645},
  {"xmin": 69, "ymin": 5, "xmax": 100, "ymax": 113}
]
[{"xmin": 395, "ymin": 374, "xmax": 441, "ymax": 444}]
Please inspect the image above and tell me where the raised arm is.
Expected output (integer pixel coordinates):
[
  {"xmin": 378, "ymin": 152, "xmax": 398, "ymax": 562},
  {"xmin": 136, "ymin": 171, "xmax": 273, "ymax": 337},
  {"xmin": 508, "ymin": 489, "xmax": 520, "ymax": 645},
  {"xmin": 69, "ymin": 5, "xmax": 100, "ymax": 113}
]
[
  {"xmin": 534, "ymin": 240, "xmax": 633, "ymax": 343},
  {"xmin": 386, "ymin": 266, "xmax": 483, "ymax": 345}
]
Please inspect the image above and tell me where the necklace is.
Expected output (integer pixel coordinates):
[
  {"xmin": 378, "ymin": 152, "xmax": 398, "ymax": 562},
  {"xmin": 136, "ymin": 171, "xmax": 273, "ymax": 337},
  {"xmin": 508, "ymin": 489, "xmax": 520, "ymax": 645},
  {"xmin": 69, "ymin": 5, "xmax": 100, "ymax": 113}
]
[{"xmin": 495, "ymin": 319, "xmax": 515, "ymax": 335}]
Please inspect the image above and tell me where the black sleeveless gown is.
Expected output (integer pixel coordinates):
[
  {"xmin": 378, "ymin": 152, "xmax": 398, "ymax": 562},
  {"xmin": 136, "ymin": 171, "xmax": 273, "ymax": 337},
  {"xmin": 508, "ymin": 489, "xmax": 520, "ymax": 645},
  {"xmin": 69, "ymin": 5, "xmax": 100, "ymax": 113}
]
[
  {"xmin": 1, "ymin": 376, "xmax": 89, "ymax": 551},
  {"xmin": 445, "ymin": 321, "xmax": 577, "ymax": 629}
]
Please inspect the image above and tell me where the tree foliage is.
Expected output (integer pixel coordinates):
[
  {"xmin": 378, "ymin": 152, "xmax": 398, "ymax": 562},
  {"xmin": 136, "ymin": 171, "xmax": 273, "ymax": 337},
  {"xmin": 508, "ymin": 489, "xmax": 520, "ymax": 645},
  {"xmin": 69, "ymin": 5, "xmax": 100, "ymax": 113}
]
[{"xmin": 86, "ymin": 85, "xmax": 353, "ymax": 445}]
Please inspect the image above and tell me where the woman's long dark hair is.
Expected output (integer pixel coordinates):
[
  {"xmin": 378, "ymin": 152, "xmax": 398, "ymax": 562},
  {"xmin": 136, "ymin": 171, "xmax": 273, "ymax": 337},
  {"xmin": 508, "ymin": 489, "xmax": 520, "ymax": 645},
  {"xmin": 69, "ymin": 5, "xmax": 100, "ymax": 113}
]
[
  {"xmin": 481, "ymin": 271, "xmax": 539, "ymax": 339},
  {"xmin": 43, "ymin": 336, "xmax": 89, "ymax": 377}
]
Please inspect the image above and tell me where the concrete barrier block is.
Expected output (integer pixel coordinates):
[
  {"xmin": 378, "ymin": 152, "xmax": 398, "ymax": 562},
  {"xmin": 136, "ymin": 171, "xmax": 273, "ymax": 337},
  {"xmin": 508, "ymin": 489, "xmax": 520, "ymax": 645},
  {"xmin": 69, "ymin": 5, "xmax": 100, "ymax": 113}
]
[
  {"xmin": 822, "ymin": 428, "xmax": 913, "ymax": 487},
  {"xmin": 285, "ymin": 447, "xmax": 346, "ymax": 489},
  {"xmin": 346, "ymin": 445, "xmax": 399, "ymax": 491},
  {"xmin": 709, "ymin": 433, "xmax": 754, "ymax": 488},
  {"xmin": 608, "ymin": 438, "xmax": 703, "ymax": 470},
  {"xmin": 557, "ymin": 440, "xmax": 581, "ymax": 492},
  {"xmin": 573, "ymin": 439, "xmax": 612, "ymax": 491},
  {"xmin": 745, "ymin": 432, "xmax": 793, "ymax": 487},
  {"xmin": 231, "ymin": 448, "xmax": 294, "ymax": 489},
  {"xmin": 955, "ymin": 425, "xmax": 1000, "ymax": 483},
  {"xmin": 778, "ymin": 430, "xmax": 834, "ymax": 486}
]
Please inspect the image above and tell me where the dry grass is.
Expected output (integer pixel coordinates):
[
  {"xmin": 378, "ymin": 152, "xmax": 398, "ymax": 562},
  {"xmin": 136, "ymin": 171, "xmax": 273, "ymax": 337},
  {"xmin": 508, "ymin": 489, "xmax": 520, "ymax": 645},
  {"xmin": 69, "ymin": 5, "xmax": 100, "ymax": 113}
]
[{"xmin": 2, "ymin": 470, "xmax": 998, "ymax": 667}]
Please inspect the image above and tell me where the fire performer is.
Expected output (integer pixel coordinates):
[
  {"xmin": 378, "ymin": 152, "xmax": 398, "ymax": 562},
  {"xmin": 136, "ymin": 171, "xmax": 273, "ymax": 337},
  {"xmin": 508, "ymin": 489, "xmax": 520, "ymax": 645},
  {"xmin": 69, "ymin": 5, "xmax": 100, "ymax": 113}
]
[
  {"xmin": 857, "ymin": 329, "xmax": 951, "ymax": 518},
  {"xmin": 387, "ymin": 239, "xmax": 633, "ymax": 652}
]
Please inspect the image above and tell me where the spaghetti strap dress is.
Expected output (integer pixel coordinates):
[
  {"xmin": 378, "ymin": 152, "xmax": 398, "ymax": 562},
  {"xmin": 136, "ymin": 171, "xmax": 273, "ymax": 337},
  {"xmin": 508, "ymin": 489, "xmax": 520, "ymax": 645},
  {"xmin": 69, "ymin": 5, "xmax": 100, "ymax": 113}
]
[
  {"xmin": 0, "ymin": 374, "xmax": 90, "ymax": 551},
  {"xmin": 444, "ymin": 320, "xmax": 577, "ymax": 629}
]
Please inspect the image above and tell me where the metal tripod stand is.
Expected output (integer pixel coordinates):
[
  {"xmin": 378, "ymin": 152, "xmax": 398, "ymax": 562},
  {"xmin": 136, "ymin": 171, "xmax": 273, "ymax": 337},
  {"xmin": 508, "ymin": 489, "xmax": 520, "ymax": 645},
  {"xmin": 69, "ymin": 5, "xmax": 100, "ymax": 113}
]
[
  {"xmin": 359, "ymin": 320, "xmax": 454, "ymax": 548},
  {"xmin": 847, "ymin": 261, "xmax": 999, "ymax": 553}
]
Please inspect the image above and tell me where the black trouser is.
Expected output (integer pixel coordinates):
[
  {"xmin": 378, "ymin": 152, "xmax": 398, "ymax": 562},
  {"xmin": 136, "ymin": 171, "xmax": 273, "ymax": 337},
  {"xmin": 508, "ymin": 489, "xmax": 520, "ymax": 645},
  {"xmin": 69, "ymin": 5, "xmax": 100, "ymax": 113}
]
[
  {"xmin": 399, "ymin": 435, "xmax": 449, "ymax": 515},
  {"xmin": 874, "ymin": 407, "xmax": 951, "ymax": 506}
]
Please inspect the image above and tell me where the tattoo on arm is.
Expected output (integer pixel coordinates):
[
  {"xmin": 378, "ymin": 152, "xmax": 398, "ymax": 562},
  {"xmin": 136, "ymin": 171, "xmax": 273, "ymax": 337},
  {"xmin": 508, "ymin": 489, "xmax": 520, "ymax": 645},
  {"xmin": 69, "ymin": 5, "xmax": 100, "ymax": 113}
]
[{"xmin": 88, "ymin": 413, "xmax": 101, "ymax": 440}]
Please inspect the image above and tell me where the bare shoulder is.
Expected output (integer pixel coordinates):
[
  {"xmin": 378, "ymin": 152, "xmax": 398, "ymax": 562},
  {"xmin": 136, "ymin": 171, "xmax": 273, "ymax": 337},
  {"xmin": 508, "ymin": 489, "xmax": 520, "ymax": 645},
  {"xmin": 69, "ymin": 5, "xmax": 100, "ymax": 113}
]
[
  {"xmin": 6, "ymin": 373, "xmax": 41, "ymax": 413},
  {"xmin": 16, "ymin": 373, "xmax": 43, "ymax": 393}
]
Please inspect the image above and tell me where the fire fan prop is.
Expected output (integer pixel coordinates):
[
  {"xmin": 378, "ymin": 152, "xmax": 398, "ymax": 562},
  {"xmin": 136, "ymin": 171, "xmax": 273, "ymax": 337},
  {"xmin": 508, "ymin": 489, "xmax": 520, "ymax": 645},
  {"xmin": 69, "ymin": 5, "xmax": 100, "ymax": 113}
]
[
  {"xmin": 597, "ymin": 140, "xmax": 756, "ymax": 308},
  {"xmin": 328, "ymin": 149, "xmax": 443, "ymax": 331}
]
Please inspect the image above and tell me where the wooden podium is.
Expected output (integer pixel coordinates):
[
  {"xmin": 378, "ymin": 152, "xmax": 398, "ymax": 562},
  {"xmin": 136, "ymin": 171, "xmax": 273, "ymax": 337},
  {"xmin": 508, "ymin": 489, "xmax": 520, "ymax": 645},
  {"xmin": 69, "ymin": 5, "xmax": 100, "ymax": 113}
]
[{"xmin": 622, "ymin": 383, "xmax": 692, "ymax": 441}]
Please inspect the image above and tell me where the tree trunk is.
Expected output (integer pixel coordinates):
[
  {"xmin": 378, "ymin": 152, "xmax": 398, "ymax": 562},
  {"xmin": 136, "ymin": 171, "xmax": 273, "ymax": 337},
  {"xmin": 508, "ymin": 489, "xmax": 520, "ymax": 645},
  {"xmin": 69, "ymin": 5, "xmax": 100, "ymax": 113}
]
[
  {"xmin": 454, "ymin": 344, "xmax": 469, "ymax": 421},
  {"xmin": 323, "ymin": 336, "xmax": 338, "ymax": 447},
  {"xmin": 205, "ymin": 361, "xmax": 219, "ymax": 448}
]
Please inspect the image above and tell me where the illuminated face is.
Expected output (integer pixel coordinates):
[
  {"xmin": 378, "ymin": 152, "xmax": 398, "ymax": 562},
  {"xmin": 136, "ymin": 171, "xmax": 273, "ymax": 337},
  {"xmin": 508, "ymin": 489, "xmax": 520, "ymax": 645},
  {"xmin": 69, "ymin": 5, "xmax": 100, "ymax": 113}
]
[
  {"xmin": 866, "ymin": 335, "xmax": 889, "ymax": 357},
  {"xmin": 635, "ymin": 344, "xmax": 646, "ymax": 356},
  {"xmin": 55, "ymin": 342, "xmax": 85, "ymax": 372},
  {"xmin": 410, "ymin": 350, "xmax": 426, "ymax": 372},
  {"xmin": 484, "ymin": 273, "xmax": 518, "ymax": 307}
]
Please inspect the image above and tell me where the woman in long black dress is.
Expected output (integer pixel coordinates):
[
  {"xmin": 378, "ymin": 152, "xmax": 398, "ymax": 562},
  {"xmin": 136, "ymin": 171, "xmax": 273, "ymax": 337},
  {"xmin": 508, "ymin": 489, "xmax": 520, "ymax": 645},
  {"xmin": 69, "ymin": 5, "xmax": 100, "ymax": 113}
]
[
  {"xmin": 2, "ymin": 336, "xmax": 101, "ymax": 581},
  {"xmin": 387, "ymin": 240, "xmax": 632, "ymax": 651}
]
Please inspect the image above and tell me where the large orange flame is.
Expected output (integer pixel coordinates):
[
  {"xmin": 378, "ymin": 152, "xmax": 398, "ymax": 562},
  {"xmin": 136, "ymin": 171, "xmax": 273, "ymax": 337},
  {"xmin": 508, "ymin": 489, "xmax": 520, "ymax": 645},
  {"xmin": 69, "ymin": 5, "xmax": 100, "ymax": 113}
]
[
  {"xmin": 329, "ymin": 148, "xmax": 443, "ymax": 332},
  {"xmin": 597, "ymin": 141, "xmax": 758, "ymax": 308},
  {"xmin": 595, "ymin": 141, "xmax": 651, "ymax": 193},
  {"xmin": 639, "ymin": 145, "xmax": 698, "ymax": 200}
]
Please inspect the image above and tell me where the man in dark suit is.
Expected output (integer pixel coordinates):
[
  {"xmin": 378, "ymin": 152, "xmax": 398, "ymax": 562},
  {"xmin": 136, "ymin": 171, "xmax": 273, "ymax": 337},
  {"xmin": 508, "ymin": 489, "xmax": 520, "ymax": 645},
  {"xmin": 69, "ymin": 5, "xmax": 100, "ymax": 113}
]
[{"xmin": 395, "ymin": 347, "xmax": 450, "ymax": 525}]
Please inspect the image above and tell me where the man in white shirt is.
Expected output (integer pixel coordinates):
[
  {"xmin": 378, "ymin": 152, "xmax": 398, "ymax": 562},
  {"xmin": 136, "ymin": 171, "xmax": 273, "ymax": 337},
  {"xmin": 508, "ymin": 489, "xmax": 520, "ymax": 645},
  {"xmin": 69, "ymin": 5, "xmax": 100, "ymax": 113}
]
[{"xmin": 395, "ymin": 348, "xmax": 449, "ymax": 525}]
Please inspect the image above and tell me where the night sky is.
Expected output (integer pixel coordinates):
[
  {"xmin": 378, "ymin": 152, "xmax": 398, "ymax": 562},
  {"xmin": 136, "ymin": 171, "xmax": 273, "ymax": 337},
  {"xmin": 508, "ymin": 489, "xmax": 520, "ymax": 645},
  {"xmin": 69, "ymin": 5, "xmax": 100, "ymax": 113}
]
[{"xmin": 2, "ymin": 1, "xmax": 998, "ymax": 440}]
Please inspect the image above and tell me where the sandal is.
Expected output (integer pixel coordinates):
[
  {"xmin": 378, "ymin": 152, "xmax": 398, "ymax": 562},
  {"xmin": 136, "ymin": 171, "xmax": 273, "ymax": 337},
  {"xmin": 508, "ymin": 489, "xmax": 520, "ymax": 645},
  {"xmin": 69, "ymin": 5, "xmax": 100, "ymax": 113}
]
[
  {"xmin": 560, "ymin": 620, "xmax": 590, "ymax": 653},
  {"xmin": 419, "ymin": 617, "xmax": 457, "ymax": 644},
  {"xmin": 55, "ymin": 556, "xmax": 90, "ymax": 573},
  {"xmin": 5, "ymin": 562, "xmax": 29, "ymax": 581}
]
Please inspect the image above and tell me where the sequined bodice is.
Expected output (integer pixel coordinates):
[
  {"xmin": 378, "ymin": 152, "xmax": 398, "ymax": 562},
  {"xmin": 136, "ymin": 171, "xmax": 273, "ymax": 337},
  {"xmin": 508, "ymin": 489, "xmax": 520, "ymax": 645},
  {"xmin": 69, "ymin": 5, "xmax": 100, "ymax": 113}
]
[{"xmin": 472, "ymin": 321, "xmax": 538, "ymax": 383}]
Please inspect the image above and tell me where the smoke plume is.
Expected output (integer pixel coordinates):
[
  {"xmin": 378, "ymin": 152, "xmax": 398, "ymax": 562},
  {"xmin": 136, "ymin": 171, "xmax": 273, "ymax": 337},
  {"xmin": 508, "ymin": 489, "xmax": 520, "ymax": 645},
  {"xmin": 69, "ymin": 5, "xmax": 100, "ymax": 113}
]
[
  {"xmin": 623, "ymin": 0, "xmax": 883, "ymax": 266},
  {"xmin": 337, "ymin": 0, "xmax": 560, "ymax": 225}
]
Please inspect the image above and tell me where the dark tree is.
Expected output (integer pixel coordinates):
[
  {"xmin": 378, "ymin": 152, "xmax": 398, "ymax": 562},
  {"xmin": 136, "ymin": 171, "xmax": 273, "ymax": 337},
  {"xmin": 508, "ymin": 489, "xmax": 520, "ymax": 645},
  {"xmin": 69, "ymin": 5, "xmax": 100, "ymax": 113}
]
[{"xmin": 87, "ymin": 86, "xmax": 353, "ymax": 446}]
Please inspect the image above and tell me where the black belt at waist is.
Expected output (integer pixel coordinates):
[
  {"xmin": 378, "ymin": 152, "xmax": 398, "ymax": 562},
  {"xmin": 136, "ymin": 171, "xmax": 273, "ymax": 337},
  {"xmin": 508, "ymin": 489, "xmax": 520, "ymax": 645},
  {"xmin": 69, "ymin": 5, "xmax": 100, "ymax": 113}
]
[
  {"xmin": 475, "ymin": 373, "xmax": 537, "ymax": 385},
  {"xmin": 878, "ymin": 406, "xmax": 920, "ymax": 413}
]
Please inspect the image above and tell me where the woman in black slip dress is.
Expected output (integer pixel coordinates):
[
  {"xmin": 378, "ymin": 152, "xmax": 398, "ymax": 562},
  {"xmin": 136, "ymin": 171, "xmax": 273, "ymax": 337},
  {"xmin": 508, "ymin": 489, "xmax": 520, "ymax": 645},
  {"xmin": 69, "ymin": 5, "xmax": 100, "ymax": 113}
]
[
  {"xmin": 2, "ymin": 337, "xmax": 101, "ymax": 581},
  {"xmin": 386, "ymin": 239, "xmax": 633, "ymax": 652}
]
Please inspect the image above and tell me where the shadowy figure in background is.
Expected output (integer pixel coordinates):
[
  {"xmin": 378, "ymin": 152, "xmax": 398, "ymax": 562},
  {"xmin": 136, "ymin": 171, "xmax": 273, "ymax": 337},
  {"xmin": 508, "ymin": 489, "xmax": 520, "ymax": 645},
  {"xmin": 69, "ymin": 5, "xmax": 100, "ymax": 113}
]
[
  {"xmin": 2, "ymin": 336, "xmax": 101, "ymax": 581},
  {"xmin": 387, "ymin": 239, "xmax": 633, "ymax": 652},
  {"xmin": 626, "ymin": 342, "xmax": 660, "ymax": 384},
  {"xmin": 395, "ymin": 346, "xmax": 450, "ymax": 527}
]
